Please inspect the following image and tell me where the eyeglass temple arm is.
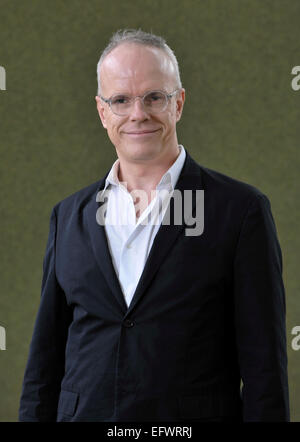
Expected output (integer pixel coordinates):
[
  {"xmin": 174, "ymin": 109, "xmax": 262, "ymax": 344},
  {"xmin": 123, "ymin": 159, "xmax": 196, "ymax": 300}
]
[
  {"xmin": 99, "ymin": 95, "xmax": 110, "ymax": 103},
  {"xmin": 167, "ymin": 89, "xmax": 180, "ymax": 98}
]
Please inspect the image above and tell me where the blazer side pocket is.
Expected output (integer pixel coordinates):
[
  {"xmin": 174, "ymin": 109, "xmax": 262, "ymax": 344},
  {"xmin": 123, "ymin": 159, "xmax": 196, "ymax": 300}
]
[{"xmin": 57, "ymin": 390, "xmax": 79, "ymax": 417}]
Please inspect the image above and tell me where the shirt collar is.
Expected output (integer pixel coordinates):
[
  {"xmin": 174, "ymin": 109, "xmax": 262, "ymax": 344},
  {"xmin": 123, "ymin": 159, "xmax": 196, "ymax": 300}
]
[
  {"xmin": 156, "ymin": 144, "xmax": 186, "ymax": 190},
  {"xmin": 102, "ymin": 144, "xmax": 186, "ymax": 193}
]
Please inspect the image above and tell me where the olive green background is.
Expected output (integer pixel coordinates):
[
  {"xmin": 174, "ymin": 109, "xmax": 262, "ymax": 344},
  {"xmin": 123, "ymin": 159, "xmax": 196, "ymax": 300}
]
[{"xmin": 0, "ymin": 0, "xmax": 299, "ymax": 422}]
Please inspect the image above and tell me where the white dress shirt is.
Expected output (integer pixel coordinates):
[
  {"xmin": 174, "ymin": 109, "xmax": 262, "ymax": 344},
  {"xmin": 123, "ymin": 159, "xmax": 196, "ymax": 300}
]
[{"xmin": 101, "ymin": 145, "xmax": 186, "ymax": 308}]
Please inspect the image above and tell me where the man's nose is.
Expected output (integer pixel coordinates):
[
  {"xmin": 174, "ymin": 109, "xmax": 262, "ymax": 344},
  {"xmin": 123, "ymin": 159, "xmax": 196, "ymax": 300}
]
[{"xmin": 129, "ymin": 97, "xmax": 149, "ymax": 120}]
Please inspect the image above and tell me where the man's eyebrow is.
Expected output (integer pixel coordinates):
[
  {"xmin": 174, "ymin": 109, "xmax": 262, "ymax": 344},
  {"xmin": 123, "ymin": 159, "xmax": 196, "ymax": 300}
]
[{"xmin": 110, "ymin": 89, "xmax": 165, "ymax": 96}]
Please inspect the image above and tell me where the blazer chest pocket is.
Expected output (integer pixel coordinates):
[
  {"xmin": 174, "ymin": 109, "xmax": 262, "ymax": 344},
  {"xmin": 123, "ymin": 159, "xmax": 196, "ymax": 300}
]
[
  {"xmin": 57, "ymin": 390, "xmax": 79, "ymax": 417},
  {"xmin": 178, "ymin": 394, "xmax": 241, "ymax": 420}
]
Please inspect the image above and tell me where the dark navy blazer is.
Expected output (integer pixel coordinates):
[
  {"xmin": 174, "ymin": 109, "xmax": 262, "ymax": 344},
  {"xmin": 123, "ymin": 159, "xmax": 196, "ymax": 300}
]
[{"xmin": 19, "ymin": 151, "xmax": 290, "ymax": 421}]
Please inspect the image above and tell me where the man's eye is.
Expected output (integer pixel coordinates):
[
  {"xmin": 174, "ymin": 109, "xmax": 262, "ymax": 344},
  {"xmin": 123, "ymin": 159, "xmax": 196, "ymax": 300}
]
[
  {"xmin": 111, "ymin": 96, "xmax": 129, "ymax": 105},
  {"xmin": 146, "ymin": 92, "xmax": 164, "ymax": 102}
]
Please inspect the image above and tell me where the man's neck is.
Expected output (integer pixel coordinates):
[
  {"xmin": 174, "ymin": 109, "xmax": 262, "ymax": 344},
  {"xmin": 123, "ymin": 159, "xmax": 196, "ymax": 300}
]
[{"xmin": 117, "ymin": 145, "xmax": 180, "ymax": 195}]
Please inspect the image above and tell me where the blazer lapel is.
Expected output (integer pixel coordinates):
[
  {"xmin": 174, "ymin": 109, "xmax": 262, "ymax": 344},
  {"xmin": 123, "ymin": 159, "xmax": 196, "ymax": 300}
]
[{"xmin": 86, "ymin": 177, "xmax": 128, "ymax": 314}]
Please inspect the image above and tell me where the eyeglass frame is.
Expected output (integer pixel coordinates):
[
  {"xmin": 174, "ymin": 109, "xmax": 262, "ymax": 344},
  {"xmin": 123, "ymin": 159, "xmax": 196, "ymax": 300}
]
[{"xmin": 98, "ymin": 88, "xmax": 181, "ymax": 116}]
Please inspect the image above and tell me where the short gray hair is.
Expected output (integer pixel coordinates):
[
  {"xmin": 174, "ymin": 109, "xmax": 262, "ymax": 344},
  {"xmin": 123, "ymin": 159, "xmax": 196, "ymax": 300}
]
[{"xmin": 96, "ymin": 28, "xmax": 182, "ymax": 95}]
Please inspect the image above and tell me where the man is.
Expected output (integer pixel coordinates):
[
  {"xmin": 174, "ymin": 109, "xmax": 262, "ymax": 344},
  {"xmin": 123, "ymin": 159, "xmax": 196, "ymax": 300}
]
[{"xmin": 19, "ymin": 29, "xmax": 290, "ymax": 422}]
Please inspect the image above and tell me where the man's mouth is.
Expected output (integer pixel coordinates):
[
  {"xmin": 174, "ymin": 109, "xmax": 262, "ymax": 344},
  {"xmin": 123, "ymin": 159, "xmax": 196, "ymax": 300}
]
[{"xmin": 124, "ymin": 129, "xmax": 160, "ymax": 135}]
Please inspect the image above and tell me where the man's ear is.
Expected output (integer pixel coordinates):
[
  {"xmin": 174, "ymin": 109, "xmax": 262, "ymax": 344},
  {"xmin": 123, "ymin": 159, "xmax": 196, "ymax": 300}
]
[
  {"xmin": 95, "ymin": 95, "xmax": 107, "ymax": 129},
  {"xmin": 175, "ymin": 88, "xmax": 185, "ymax": 122}
]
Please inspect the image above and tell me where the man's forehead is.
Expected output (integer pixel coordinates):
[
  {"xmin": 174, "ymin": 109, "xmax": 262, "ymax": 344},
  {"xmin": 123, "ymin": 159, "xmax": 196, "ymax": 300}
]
[{"xmin": 100, "ymin": 43, "xmax": 175, "ymax": 83}]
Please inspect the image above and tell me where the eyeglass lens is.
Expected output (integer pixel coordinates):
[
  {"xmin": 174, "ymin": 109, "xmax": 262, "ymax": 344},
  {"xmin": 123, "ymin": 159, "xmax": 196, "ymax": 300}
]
[{"xmin": 110, "ymin": 91, "xmax": 167, "ymax": 115}]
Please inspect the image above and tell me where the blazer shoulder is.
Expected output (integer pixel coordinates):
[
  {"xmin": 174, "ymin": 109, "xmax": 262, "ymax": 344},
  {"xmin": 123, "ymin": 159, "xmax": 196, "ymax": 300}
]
[{"xmin": 197, "ymin": 162, "xmax": 269, "ymax": 204}]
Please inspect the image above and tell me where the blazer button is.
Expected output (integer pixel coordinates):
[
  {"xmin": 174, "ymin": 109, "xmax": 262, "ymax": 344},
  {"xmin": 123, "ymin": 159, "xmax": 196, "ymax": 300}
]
[{"xmin": 123, "ymin": 319, "xmax": 134, "ymax": 328}]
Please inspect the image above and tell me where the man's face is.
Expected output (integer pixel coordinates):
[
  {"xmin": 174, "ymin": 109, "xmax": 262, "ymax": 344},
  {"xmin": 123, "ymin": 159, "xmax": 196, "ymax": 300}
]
[{"xmin": 95, "ymin": 43, "xmax": 185, "ymax": 163}]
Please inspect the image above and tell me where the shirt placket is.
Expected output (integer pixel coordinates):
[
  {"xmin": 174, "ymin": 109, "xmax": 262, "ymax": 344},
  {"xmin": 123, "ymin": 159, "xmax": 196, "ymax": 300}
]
[{"xmin": 118, "ymin": 189, "xmax": 148, "ymax": 305}]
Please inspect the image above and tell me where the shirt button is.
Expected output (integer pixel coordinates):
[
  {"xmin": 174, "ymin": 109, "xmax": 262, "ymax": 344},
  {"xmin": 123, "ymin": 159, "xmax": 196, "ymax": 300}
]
[
  {"xmin": 123, "ymin": 319, "xmax": 135, "ymax": 328},
  {"xmin": 126, "ymin": 243, "xmax": 132, "ymax": 249}
]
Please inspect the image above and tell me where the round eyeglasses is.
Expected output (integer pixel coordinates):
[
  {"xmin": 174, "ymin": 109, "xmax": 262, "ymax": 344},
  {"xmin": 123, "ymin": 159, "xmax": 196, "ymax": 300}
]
[{"xmin": 99, "ymin": 89, "xmax": 180, "ymax": 116}]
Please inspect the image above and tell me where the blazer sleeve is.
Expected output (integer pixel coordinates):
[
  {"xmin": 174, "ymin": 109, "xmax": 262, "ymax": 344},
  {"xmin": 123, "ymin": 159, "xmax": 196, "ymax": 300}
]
[
  {"xmin": 233, "ymin": 193, "xmax": 290, "ymax": 422},
  {"xmin": 19, "ymin": 206, "xmax": 72, "ymax": 422}
]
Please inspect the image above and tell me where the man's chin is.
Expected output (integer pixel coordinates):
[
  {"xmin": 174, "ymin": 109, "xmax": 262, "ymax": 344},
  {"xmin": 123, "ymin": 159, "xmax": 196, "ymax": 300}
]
[{"xmin": 119, "ymin": 145, "xmax": 162, "ymax": 162}]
